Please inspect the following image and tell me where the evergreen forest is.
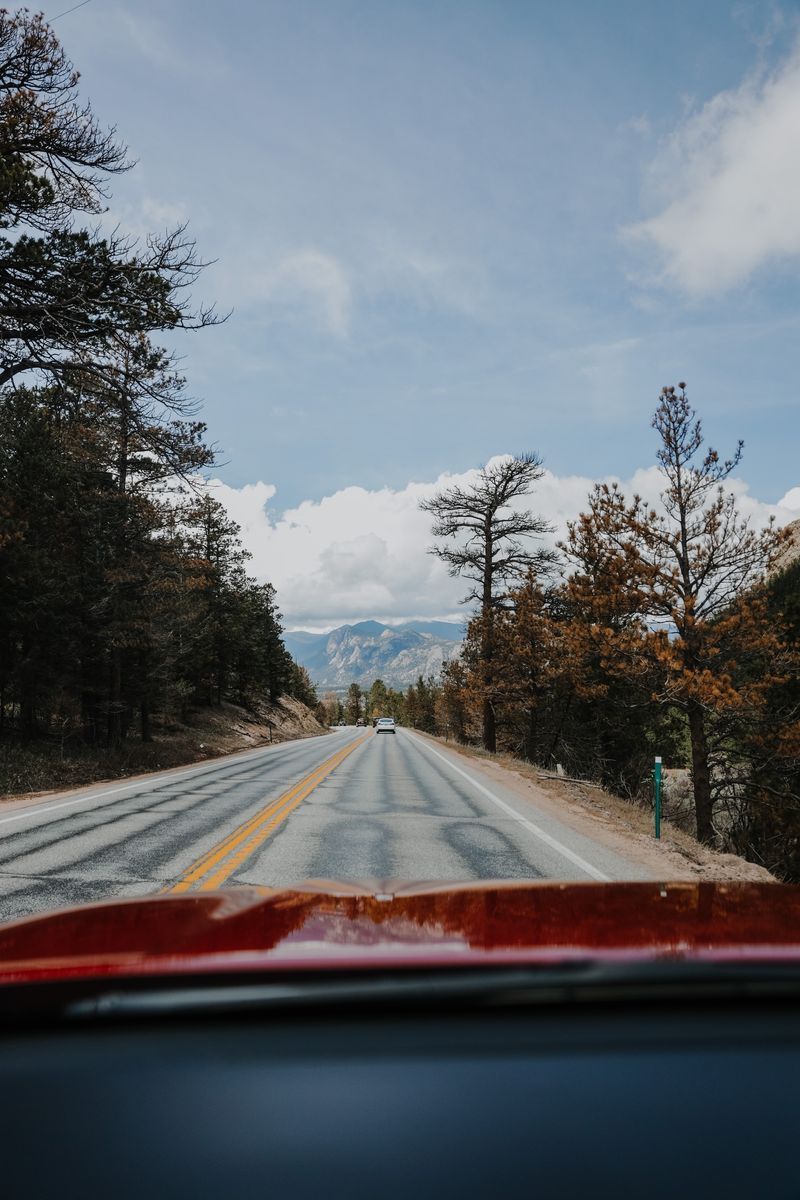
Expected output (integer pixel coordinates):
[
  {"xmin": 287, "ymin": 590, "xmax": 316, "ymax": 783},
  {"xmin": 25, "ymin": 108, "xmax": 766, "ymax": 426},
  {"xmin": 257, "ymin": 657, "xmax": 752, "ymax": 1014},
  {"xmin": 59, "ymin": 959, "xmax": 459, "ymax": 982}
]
[{"xmin": 0, "ymin": 11, "xmax": 316, "ymax": 788}]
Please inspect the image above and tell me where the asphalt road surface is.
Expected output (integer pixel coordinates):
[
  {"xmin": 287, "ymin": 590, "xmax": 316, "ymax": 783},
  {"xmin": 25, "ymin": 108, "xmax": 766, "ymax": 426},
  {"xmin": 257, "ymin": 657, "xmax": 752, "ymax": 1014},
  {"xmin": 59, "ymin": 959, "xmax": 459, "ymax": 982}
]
[{"xmin": 0, "ymin": 727, "xmax": 650, "ymax": 923}]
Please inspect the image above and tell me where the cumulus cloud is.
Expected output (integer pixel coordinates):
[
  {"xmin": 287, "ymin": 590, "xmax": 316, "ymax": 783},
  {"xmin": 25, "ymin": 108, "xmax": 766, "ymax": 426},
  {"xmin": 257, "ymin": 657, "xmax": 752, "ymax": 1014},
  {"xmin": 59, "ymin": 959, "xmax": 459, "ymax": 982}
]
[
  {"xmin": 207, "ymin": 472, "xmax": 459, "ymax": 630},
  {"xmin": 205, "ymin": 459, "xmax": 800, "ymax": 632},
  {"xmin": 626, "ymin": 40, "xmax": 800, "ymax": 294}
]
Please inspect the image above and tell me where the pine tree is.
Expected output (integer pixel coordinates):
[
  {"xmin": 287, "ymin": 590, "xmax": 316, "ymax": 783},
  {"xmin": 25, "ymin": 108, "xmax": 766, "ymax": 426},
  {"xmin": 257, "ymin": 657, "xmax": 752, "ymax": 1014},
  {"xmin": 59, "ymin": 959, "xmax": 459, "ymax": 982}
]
[
  {"xmin": 0, "ymin": 11, "xmax": 219, "ymax": 391},
  {"xmin": 565, "ymin": 384, "xmax": 783, "ymax": 842},
  {"xmin": 346, "ymin": 683, "xmax": 363, "ymax": 725},
  {"xmin": 420, "ymin": 455, "xmax": 554, "ymax": 752}
]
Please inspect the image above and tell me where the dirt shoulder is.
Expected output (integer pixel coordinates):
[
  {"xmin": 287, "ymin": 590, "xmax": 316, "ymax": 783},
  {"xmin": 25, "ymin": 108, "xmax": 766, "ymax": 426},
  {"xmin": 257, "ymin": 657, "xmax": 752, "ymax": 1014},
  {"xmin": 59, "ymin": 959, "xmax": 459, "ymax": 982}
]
[
  {"xmin": 0, "ymin": 696, "xmax": 329, "ymax": 807},
  {"xmin": 415, "ymin": 732, "xmax": 777, "ymax": 883}
]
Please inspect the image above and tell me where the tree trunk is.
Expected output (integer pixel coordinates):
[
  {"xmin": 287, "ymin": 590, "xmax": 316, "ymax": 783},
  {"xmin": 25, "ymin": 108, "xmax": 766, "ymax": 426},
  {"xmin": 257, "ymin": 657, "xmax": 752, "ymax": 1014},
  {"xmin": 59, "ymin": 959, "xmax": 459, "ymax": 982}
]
[
  {"xmin": 107, "ymin": 647, "xmax": 123, "ymax": 748},
  {"xmin": 455, "ymin": 700, "xmax": 466, "ymax": 743},
  {"xmin": 481, "ymin": 525, "xmax": 496, "ymax": 752},
  {"xmin": 523, "ymin": 704, "xmax": 537, "ymax": 763},
  {"xmin": 483, "ymin": 695, "xmax": 496, "ymax": 754},
  {"xmin": 546, "ymin": 690, "xmax": 573, "ymax": 766},
  {"xmin": 20, "ymin": 694, "xmax": 36, "ymax": 740},
  {"xmin": 687, "ymin": 701, "xmax": 714, "ymax": 843},
  {"xmin": 108, "ymin": 381, "xmax": 130, "ymax": 750},
  {"xmin": 19, "ymin": 635, "xmax": 36, "ymax": 740}
]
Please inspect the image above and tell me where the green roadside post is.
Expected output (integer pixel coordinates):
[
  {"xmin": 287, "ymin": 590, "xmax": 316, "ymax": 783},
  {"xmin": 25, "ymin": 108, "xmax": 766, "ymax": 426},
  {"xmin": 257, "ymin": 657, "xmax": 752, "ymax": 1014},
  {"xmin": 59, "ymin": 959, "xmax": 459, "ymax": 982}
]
[{"xmin": 653, "ymin": 756, "xmax": 662, "ymax": 839}]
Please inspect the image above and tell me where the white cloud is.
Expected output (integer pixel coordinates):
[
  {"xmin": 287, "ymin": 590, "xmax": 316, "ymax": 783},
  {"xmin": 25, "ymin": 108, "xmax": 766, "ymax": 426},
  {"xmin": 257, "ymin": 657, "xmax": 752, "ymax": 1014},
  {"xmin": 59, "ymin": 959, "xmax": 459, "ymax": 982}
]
[
  {"xmin": 207, "ymin": 472, "xmax": 460, "ymax": 629},
  {"xmin": 626, "ymin": 40, "xmax": 800, "ymax": 294},
  {"xmin": 205, "ymin": 459, "xmax": 800, "ymax": 631},
  {"xmin": 780, "ymin": 485, "xmax": 800, "ymax": 509}
]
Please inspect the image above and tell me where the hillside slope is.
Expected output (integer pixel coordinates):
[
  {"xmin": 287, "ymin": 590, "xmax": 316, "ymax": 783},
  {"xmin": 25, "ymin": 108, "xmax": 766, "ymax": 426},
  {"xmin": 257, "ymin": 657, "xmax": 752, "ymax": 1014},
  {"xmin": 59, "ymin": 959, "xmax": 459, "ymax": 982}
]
[{"xmin": 0, "ymin": 697, "xmax": 329, "ymax": 802}]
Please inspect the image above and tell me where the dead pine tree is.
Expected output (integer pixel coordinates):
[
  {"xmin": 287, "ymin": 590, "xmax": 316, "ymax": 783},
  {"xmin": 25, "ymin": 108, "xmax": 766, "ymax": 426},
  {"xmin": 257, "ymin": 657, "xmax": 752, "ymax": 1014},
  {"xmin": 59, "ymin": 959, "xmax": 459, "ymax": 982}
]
[{"xmin": 420, "ymin": 454, "xmax": 554, "ymax": 753}]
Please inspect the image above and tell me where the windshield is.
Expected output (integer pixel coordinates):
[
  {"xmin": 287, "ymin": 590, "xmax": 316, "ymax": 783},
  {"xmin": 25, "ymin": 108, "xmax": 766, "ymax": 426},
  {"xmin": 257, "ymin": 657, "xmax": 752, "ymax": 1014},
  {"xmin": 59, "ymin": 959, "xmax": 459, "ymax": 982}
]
[{"xmin": 0, "ymin": 2, "xmax": 797, "ymax": 946}]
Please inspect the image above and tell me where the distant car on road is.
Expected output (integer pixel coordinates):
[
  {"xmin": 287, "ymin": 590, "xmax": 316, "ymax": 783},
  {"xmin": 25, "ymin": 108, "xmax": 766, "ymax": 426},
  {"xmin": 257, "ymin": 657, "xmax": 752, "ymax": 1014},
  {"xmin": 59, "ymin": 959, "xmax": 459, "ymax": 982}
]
[
  {"xmin": 356, "ymin": 718, "xmax": 365, "ymax": 727},
  {"xmin": 375, "ymin": 717, "xmax": 396, "ymax": 734}
]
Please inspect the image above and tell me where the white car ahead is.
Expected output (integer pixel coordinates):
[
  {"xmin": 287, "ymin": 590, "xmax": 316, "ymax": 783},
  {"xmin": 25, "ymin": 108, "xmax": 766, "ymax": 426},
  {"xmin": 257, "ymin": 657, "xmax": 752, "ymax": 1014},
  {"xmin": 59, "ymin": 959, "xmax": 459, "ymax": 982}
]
[{"xmin": 375, "ymin": 717, "xmax": 396, "ymax": 734}]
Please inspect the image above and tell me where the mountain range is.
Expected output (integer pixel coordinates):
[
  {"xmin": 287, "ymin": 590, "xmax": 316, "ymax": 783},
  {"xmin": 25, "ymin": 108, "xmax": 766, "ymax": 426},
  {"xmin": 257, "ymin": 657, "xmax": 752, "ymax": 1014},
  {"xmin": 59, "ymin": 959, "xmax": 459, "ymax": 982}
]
[{"xmin": 283, "ymin": 620, "xmax": 464, "ymax": 691}]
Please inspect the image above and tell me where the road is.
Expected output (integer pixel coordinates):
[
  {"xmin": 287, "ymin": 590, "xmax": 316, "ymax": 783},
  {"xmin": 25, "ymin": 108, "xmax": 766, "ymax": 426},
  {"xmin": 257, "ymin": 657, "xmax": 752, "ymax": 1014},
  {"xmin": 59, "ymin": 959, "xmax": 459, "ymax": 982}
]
[{"xmin": 0, "ymin": 727, "xmax": 650, "ymax": 922}]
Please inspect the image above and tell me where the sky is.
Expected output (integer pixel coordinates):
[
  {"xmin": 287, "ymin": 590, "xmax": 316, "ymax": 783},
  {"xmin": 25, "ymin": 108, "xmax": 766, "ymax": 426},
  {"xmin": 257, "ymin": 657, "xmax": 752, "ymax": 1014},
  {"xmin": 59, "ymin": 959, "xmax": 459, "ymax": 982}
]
[{"xmin": 43, "ymin": 0, "xmax": 800, "ymax": 628}]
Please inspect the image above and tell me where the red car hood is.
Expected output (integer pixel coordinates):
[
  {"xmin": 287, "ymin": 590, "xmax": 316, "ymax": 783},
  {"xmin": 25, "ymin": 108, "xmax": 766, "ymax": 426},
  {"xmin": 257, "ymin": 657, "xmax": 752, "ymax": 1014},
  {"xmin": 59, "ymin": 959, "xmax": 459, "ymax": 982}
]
[{"xmin": 0, "ymin": 880, "xmax": 797, "ymax": 984}]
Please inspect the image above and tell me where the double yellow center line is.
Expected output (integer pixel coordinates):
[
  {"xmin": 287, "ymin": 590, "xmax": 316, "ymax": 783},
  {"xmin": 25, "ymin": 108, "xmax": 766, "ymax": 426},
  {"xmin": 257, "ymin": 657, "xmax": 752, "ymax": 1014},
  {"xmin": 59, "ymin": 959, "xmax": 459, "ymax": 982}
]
[{"xmin": 167, "ymin": 733, "xmax": 370, "ymax": 893}]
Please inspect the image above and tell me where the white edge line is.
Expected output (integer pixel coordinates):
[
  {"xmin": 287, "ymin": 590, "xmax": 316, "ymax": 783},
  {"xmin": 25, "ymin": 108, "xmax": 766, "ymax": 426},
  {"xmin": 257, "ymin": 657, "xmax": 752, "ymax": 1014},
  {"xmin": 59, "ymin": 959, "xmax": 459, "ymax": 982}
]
[
  {"xmin": 0, "ymin": 732, "xmax": 358, "ymax": 830},
  {"xmin": 407, "ymin": 732, "xmax": 610, "ymax": 882}
]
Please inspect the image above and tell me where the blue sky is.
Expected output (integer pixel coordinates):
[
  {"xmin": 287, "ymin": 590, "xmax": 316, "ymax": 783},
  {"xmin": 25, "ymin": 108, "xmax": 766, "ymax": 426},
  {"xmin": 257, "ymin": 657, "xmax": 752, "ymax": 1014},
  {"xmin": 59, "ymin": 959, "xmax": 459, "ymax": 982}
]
[{"xmin": 40, "ymin": 1, "xmax": 800, "ymax": 625}]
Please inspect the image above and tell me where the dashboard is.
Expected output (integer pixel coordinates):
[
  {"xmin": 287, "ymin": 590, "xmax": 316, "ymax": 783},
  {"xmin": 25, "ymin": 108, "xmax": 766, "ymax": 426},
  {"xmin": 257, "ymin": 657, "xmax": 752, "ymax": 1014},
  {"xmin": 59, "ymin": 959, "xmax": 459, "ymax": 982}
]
[{"xmin": 1, "ymin": 975, "xmax": 797, "ymax": 1198}]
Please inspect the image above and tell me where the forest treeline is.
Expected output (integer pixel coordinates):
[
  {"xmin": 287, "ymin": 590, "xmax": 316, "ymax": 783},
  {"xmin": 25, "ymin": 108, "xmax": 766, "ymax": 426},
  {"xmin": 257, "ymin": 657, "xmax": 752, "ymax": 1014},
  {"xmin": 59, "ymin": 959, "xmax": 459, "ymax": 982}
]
[
  {"xmin": 407, "ymin": 389, "xmax": 800, "ymax": 880},
  {"xmin": 318, "ymin": 677, "xmax": 441, "ymax": 730},
  {"xmin": 0, "ymin": 11, "xmax": 315, "ymax": 761}
]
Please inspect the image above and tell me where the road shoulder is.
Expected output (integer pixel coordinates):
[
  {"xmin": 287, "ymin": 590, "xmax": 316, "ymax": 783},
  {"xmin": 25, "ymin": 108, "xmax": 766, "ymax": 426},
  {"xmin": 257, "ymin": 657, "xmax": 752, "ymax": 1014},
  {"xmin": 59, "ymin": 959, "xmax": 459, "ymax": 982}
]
[{"xmin": 411, "ymin": 733, "xmax": 776, "ymax": 884}]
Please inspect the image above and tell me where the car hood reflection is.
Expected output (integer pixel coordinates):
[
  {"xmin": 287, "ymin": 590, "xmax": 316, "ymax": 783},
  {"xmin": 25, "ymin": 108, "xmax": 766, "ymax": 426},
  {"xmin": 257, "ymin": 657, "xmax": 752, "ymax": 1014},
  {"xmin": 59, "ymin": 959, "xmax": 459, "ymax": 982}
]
[{"xmin": 0, "ymin": 880, "xmax": 797, "ymax": 983}]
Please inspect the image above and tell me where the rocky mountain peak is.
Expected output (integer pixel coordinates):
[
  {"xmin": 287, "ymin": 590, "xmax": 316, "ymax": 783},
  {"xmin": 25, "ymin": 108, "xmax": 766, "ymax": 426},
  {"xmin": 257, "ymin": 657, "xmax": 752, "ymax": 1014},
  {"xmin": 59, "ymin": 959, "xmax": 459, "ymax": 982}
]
[{"xmin": 283, "ymin": 620, "xmax": 463, "ymax": 691}]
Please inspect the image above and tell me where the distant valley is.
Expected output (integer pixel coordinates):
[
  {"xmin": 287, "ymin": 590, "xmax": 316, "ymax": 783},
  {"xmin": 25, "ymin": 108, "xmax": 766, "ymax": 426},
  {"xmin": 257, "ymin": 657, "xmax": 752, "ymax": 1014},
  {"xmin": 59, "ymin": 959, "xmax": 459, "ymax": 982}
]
[{"xmin": 283, "ymin": 620, "xmax": 464, "ymax": 691}]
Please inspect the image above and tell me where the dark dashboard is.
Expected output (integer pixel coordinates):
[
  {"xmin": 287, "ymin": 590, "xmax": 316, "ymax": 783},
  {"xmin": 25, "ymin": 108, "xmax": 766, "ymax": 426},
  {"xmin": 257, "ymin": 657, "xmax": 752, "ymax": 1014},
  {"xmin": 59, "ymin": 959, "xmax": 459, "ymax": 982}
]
[{"xmin": 1, "ymin": 970, "xmax": 797, "ymax": 1199}]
